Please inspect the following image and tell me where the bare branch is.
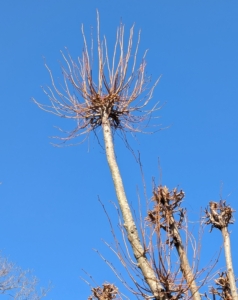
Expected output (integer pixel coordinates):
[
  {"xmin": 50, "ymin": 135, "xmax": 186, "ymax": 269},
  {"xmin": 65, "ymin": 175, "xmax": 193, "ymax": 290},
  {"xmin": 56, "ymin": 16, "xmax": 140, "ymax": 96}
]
[
  {"xmin": 33, "ymin": 13, "xmax": 161, "ymax": 144},
  {"xmin": 0, "ymin": 256, "xmax": 49, "ymax": 300},
  {"xmin": 205, "ymin": 201, "xmax": 238, "ymax": 300}
]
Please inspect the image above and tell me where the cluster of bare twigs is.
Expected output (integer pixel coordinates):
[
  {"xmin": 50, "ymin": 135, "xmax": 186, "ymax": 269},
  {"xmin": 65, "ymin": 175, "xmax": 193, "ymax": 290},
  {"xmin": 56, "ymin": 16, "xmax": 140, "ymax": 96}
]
[
  {"xmin": 147, "ymin": 185, "xmax": 185, "ymax": 233},
  {"xmin": 34, "ymin": 12, "xmax": 237, "ymax": 300},
  {"xmin": 209, "ymin": 272, "xmax": 233, "ymax": 300},
  {"xmin": 0, "ymin": 256, "xmax": 48, "ymax": 300},
  {"xmin": 88, "ymin": 283, "xmax": 120, "ymax": 300},
  {"xmin": 33, "ymin": 11, "xmax": 160, "ymax": 144},
  {"xmin": 205, "ymin": 201, "xmax": 235, "ymax": 231}
]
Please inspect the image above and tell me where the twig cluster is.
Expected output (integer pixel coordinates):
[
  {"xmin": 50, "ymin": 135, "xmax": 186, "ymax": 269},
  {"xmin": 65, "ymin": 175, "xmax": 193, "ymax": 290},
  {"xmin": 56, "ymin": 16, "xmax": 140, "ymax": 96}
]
[
  {"xmin": 205, "ymin": 201, "xmax": 235, "ymax": 231},
  {"xmin": 210, "ymin": 272, "xmax": 233, "ymax": 300},
  {"xmin": 33, "ymin": 11, "xmax": 160, "ymax": 144},
  {"xmin": 0, "ymin": 256, "xmax": 48, "ymax": 300},
  {"xmin": 88, "ymin": 283, "xmax": 120, "ymax": 300},
  {"xmin": 147, "ymin": 185, "xmax": 185, "ymax": 234}
]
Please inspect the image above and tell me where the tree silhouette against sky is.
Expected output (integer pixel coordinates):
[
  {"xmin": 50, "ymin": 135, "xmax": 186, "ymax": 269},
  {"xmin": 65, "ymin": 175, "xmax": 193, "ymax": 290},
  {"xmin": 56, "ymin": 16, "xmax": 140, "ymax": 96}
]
[{"xmin": 33, "ymin": 12, "xmax": 238, "ymax": 300}]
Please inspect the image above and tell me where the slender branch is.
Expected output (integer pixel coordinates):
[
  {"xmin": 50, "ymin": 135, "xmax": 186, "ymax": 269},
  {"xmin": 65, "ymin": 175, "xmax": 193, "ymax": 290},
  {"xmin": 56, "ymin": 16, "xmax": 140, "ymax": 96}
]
[
  {"xmin": 35, "ymin": 13, "xmax": 164, "ymax": 298},
  {"xmin": 147, "ymin": 186, "xmax": 202, "ymax": 300},
  {"xmin": 221, "ymin": 227, "xmax": 238, "ymax": 300},
  {"xmin": 205, "ymin": 200, "xmax": 237, "ymax": 300},
  {"xmin": 170, "ymin": 219, "xmax": 201, "ymax": 300}
]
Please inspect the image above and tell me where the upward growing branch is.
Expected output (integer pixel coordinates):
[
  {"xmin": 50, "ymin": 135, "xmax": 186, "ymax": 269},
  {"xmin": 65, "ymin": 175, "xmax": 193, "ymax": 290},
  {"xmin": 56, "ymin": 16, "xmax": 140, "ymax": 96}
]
[
  {"xmin": 34, "ymin": 12, "xmax": 163, "ymax": 298},
  {"xmin": 147, "ymin": 186, "xmax": 201, "ymax": 300},
  {"xmin": 205, "ymin": 201, "xmax": 238, "ymax": 300},
  {"xmin": 102, "ymin": 115, "xmax": 163, "ymax": 297}
]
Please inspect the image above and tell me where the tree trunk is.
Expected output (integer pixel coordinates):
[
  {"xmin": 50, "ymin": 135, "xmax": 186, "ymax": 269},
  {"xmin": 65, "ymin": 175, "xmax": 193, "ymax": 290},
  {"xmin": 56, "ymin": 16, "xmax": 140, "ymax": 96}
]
[
  {"xmin": 102, "ymin": 115, "xmax": 163, "ymax": 299},
  {"xmin": 221, "ymin": 227, "xmax": 238, "ymax": 300}
]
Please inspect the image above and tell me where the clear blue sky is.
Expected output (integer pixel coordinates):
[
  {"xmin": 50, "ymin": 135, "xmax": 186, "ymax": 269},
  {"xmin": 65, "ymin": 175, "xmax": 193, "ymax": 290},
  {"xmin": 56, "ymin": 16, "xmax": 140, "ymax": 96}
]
[{"xmin": 0, "ymin": 1, "xmax": 238, "ymax": 299}]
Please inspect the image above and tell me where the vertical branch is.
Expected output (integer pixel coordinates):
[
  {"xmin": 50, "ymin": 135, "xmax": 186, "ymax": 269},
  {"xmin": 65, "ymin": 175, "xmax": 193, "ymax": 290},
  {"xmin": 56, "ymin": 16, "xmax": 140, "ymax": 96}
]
[
  {"xmin": 205, "ymin": 201, "xmax": 238, "ymax": 300},
  {"xmin": 111, "ymin": 27, "xmax": 119, "ymax": 86},
  {"xmin": 170, "ymin": 220, "xmax": 201, "ymax": 300},
  {"xmin": 147, "ymin": 186, "xmax": 202, "ymax": 300},
  {"xmin": 96, "ymin": 10, "xmax": 103, "ymax": 94},
  {"xmin": 221, "ymin": 226, "xmax": 238, "ymax": 300},
  {"xmin": 132, "ymin": 30, "xmax": 141, "ymax": 75},
  {"xmin": 102, "ymin": 115, "xmax": 163, "ymax": 299}
]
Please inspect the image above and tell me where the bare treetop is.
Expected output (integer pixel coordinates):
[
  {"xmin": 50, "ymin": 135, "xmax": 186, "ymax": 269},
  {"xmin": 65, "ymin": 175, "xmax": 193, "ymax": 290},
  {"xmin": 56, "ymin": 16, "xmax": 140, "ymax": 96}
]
[{"xmin": 33, "ymin": 11, "xmax": 160, "ymax": 143}]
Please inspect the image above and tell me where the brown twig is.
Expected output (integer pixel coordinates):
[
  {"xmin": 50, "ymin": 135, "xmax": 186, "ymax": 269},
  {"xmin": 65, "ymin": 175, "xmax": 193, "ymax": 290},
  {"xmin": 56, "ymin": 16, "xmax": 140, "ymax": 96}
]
[{"xmin": 88, "ymin": 283, "xmax": 121, "ymax": 300}]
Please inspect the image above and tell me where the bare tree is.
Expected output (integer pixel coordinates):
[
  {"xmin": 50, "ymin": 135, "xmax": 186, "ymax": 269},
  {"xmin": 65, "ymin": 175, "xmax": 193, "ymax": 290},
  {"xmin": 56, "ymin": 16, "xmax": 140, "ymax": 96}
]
[
  {"xmin": 33, "ymin": 11, "xmax": 163, "ymax": 299},
  {"xmin": 93, "ymin": 185, "xmax": 220, "ymax": 300},
  {"xmin": 0, "ymin": 255, "xmax": 48, "ymax": 300},
  {"xmin": 205, "ymin": 201, "xmax": 238, "ymax": 300},
  {"xmin": 34, "ymin": 12, "xmax": 237, "ymax": 300},
  {"xmin": 88, "ymin": 283, "xmax": 121, "ymax": 300}
]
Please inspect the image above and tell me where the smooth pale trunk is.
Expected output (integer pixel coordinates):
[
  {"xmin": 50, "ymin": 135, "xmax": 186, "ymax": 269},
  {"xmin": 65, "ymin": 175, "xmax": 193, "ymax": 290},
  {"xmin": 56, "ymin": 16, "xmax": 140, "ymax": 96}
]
[
  {"xmin": 102, "ymin": 115, "xmax": 163, "ymax": 299},
  {"xmin": 221, "ymin": 227, "xmax": 238, "ymax": 300}
]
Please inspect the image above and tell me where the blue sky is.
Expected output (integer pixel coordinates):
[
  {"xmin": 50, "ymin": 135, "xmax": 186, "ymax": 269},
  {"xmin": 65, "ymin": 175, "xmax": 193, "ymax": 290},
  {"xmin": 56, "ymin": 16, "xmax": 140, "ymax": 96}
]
[{"xmin": 0, "ymin": 1, "xmax": 238, "ymax": 299}]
